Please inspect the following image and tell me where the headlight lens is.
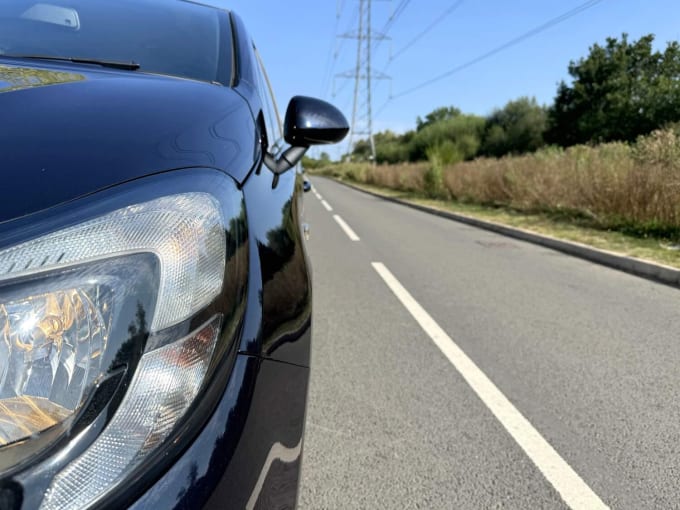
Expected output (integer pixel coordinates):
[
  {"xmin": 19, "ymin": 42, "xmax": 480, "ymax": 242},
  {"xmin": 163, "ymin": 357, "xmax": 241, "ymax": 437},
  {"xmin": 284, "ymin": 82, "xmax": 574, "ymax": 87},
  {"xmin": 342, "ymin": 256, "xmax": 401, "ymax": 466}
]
[
  {"xmin": 41, "ymin": 316, "xmax": 222, "ymax": 510},
  {"xmin": 0, "ymin": 192, "xmax": 225, "ymax": 332},
  {"xmin": 0, "ymin": 189, "xmax": 234, "ymax": 509},
  {"xmin": 0, "ymin": 255, "xmax": 158, "ymax": 448},
  {"xmin": 0, "ymin": 284, "xmax": 110, "ymax": 445}
]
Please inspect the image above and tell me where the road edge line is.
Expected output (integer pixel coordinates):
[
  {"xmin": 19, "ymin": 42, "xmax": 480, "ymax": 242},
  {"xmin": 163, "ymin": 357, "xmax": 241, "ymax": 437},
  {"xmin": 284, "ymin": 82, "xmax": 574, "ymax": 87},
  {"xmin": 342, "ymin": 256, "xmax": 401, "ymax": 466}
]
[{"xmin": 327, "ymin": 178, "xmax": 680, "ymax": 289}]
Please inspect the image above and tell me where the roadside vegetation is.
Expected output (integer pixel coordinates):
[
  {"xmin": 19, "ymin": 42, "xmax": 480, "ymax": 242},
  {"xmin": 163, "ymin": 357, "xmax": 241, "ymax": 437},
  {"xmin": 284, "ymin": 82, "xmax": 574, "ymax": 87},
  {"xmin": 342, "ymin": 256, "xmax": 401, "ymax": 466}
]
[{"xmin": 304, "ymin": 34, "xmax": 680, "ymax": 267}]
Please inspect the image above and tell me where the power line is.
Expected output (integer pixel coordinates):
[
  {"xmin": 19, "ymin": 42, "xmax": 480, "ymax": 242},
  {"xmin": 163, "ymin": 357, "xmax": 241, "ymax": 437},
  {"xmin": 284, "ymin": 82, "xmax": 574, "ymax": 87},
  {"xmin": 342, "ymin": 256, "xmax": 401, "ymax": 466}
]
[
  {"xmin": 336, "ymin": 8, "xmax": 359, "ymax": 58},
  {"xmin": 322, "ymin": 8, "xmax": 360, "ymax": 98},
  {"xmin": 372, "ymin": 0, "xmax": 465, "ymax": 99},
  {"xmin": 391, "ymin": 0, "xmax": 465, "ymax": 62},
  {"xmin": 320, "ymin": 4, "xmax": 345, "ymax": 97},
  {"xmin": 374, "ymin": 0, "xmax": 412, "ymax": 52},
  {"xmin": 374, "ymin": 98, "xmax": 391, "ymax": 119},
  {"xmin": 384, "ymin": 0, "xmax": 412, "ymax": 33},
  {"xmin": 340, "ymin": 93, "xmax": 354, "ymax": 115},
  {"xmin": 333, "ymin": 75, "xmax": 353, "ymax": 97},
  {"xmin": 387, "ymin": 0, "xmax": 605, "ymax": 104}
]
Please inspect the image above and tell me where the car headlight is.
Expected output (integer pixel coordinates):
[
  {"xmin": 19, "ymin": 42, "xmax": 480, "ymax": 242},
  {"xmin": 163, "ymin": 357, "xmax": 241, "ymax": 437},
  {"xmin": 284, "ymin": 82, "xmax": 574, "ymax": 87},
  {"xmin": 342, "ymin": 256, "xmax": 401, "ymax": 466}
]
[
  {"xmin": 0, "ymin": 258, "xmax": 150, "ymax": 446},
  {"xmin": 0, "ymin": 183, "xmax": 244, "ymax": 509}
]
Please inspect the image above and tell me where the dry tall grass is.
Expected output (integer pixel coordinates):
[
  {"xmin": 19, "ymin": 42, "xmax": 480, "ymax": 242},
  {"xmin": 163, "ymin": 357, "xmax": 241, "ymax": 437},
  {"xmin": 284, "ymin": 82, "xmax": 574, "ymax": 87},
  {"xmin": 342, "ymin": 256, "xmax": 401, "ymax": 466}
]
[
  {"xmin": 315, "ymin": 128, "xmax": 680, "ymax": 238},
  {"xmin": 319, "ymin": 161, "xmax": 427, "ymax": 193}
]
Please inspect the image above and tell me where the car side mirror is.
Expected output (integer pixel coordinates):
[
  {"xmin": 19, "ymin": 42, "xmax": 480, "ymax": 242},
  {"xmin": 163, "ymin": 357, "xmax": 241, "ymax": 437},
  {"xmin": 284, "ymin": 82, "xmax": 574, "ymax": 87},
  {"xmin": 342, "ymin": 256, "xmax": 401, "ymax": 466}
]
[
  {"xmin": 284, "ymin": 96, "xmax": 349, "ymax": 147},
  {"xmin": 264, "ymin": 96, "xmax": 348, "ymax": 180}
]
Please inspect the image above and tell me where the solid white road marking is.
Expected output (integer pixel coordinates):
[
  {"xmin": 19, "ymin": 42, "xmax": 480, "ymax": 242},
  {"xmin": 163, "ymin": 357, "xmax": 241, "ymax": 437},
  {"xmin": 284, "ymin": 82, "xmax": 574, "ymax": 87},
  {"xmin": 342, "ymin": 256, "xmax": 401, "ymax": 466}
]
[
  {"xmin": 321, "ymin": 200, "xmax": 333, "ymax": 212},
  {"xmin": 333, "ymin": 215, "xmax": 360, "ymax": 241},
  {"xmin": 371, "ymin": 262, "xmax": 609, "ymax": 510}
]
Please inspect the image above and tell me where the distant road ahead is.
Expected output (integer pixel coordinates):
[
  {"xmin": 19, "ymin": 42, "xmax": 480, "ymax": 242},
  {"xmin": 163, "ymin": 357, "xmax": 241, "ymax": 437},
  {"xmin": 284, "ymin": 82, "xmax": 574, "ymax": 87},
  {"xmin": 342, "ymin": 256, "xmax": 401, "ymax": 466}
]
[{"xmin": 299, "ymin": 177, "xmax": 680, "ymax": 510}]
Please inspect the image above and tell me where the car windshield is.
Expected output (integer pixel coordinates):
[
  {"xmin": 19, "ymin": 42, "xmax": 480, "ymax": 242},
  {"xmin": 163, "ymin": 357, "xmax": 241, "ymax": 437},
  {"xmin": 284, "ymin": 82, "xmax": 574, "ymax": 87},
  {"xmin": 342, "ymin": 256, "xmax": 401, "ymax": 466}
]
[{"xmin": 0, "ymin": 0, "xmax": 231, "ymax": 84}]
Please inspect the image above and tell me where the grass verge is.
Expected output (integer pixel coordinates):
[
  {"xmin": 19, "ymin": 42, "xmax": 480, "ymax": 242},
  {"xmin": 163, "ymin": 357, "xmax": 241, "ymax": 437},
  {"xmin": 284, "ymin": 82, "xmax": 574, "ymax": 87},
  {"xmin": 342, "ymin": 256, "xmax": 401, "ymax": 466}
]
[{"xmin": 324, "ymin": 177, "xmax": 680, "ymax": 269}]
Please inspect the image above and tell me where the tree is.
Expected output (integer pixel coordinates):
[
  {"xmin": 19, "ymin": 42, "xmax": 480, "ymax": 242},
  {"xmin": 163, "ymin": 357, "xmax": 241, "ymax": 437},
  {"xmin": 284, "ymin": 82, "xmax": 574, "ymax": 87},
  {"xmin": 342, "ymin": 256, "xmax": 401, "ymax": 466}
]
[
  {"xmin": 373, "ymin": 130, "xmax": 410, "ymax": 164},
  {"xmin": 358, "ymin": 108, "xmax": 485, "ymax": 164},
  {"xmin": 481, "ymin": 97, "xmax": 547, "ymax": 157},
  {"xmin": 350, "ymin": 139, "xmax": 372, "ymax": 161},
  {"xmin": 301, "ymin": 151, "xmax": 331, "ymax": 169},
  {"xmin": 416, "ymin": 106, "xmax": 462, "ymax": 131},
  {"xmin": 547, "ymin": 34, "xmax": 680, "ymax": 146},
  {"xmin": 350, "ymin": 130, "xmax": 412, "ymax": 163},
  {"xmin": 410, "ymin": 114, "xmax": 485, "ymax": 162}
]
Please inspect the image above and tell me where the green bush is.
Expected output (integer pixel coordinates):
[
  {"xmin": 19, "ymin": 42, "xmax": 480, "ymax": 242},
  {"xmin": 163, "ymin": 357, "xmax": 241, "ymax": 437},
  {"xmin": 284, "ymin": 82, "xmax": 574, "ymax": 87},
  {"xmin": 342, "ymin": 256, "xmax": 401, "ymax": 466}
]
[{"xmin": 423, "ymin": 145, "xmax": 448, "ymax": 199}]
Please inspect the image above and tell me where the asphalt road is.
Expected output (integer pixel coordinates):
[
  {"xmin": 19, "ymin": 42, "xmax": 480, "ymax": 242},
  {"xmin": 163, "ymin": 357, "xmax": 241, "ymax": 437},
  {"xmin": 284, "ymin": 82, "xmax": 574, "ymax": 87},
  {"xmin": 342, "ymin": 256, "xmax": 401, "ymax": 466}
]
[{"xmin": 298, "ymin": 177, "xmax": 680, "ymax": 510}]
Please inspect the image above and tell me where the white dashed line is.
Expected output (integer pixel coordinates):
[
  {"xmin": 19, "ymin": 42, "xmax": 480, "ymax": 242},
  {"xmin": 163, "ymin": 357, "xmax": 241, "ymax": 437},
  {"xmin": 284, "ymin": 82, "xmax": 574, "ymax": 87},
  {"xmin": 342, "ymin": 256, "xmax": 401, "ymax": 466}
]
[
  {"xmin": 333, "ymin": 215, "xmax": 360, "ymax": 241},
  {"xmin": 371, "ymin": 262, "xmax": 609, "ymax": 510},
  {"xmin": 321, "ymin": 200, "xmax": 333, "ymax": 212}
]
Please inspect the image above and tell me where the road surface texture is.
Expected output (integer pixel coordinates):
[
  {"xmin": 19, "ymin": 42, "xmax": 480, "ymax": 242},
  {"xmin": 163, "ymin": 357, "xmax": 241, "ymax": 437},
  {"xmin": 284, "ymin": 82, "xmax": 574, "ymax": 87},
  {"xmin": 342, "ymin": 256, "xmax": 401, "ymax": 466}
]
[{"xmin": 298, "ymin": 177, "xmax": 680, "ymax": 510}]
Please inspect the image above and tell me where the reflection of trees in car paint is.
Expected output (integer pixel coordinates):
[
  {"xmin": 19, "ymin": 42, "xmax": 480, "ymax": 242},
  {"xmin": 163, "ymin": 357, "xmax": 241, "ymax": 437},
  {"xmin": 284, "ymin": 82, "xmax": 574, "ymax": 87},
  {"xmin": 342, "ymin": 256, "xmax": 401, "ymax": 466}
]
[
  {"xmin": 212, "ymin": 199, "xmax": 249, "ymax": 362},
  {"xmin": 259, "ymin": 196, "xmax": 311, "ymax": 358},
  {"xmin": 0, "ymin": 65, "xmax": 84, "ymax": 93}
]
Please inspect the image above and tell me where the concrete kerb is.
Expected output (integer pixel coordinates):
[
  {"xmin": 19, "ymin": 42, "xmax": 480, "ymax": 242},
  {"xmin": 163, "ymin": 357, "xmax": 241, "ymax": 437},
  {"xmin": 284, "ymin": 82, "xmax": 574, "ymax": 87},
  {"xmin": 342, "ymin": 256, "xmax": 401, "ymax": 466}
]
[{"xmin": 327, "ymin": 177, "xmax": 680, "ymax": 289}]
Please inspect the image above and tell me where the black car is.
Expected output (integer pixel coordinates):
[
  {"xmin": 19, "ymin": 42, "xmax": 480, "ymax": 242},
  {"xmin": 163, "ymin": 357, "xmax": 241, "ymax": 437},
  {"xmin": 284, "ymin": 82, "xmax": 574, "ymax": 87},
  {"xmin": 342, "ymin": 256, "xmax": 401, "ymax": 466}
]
[{"xmin": 0, "ymin": 1, "xmax": 347, "ymax": 508}]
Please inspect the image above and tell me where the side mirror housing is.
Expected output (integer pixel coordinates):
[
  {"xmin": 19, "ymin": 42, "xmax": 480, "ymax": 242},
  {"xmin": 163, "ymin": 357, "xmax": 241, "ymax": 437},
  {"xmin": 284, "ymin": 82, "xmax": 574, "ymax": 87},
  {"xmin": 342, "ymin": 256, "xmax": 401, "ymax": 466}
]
[
  {"xmin": 264, "ymin": 96, "xmax": 348, "ymax": 185},
  {"xmin": 284, "ymin": 96, "xmax": 349, "ymax": 147}
]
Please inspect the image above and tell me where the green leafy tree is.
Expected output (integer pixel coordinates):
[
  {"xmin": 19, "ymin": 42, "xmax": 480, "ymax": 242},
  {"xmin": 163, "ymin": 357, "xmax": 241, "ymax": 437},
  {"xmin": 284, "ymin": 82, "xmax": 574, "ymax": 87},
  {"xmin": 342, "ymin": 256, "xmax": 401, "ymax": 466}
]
[
  {"xmin": 547, "ymin": 34, "xmax": 680, "ymax": 146},
  {"xmin": 350, "ymin": 131, "xmax": 412, "ymax": 163},
  {"xmin": 301, "ymin": 151, "xmax": 331, "ymax": 170},
  {"xmin": 416, "ymin": 106, "xmax": 462, "ymax": 131},
  {"xmin": 410, "ymin": 113, "xmax": 485, "ymax": 162},
  {"xmin": 481, "ymin": 97, "xmax": 547, "ymax": 157},
  {"xmin": 373, "ymin": 130, "xmax": 410, "ymax": 163},
  {"xmin": 350, "ymin": 139, "xmax": 372, "ymax": 161}
]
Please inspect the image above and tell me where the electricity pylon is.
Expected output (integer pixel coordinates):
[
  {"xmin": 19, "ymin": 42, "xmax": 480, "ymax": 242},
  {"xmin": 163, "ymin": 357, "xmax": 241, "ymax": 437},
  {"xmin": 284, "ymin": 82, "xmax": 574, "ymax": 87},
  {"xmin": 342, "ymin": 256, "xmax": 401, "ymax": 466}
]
[{"xmin": 335, "ymin": 0, "xmax": 391, "ymax": 161}]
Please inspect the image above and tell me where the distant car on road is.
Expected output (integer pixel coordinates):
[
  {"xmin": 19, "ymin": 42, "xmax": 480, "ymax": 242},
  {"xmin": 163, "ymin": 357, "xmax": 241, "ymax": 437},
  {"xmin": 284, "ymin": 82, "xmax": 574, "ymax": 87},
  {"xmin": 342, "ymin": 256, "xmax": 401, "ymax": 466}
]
[{"xmin": 0, "ymin": 1, "xmax": 347, "ymax": 508}]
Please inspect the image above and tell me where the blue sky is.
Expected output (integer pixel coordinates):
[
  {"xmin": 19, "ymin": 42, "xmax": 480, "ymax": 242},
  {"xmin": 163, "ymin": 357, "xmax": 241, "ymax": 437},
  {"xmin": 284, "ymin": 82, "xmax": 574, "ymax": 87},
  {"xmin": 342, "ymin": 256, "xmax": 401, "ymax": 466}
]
[{"xmin": 231, "ymin": 1, "xmax": 680, "ymax": 156}]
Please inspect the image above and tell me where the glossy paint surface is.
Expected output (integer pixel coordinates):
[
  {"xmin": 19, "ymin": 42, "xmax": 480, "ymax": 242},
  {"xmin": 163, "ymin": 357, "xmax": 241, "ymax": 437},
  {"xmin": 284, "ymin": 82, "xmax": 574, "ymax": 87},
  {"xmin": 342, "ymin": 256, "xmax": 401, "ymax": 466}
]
[
  {"xmin": 240, "ymin": 168, "xmax": 312, "ymax": 366},
  {"xmin": 284, "ymin": 95, "xmax": 350, "ymax": 146},
  {"xmin": 0, "ymin": 59, "xmax": 257, "ymax": 223},
  {"xmin": 0, "ymin": 6, "xmax": 313, "ymax": 509},
  {"xmin": 123, "ymin": 151, "xmax": 312, "ymax": 510},
  {"xmin": 129, "ymin": 354, "xmax": 309, "ymax": 510}
]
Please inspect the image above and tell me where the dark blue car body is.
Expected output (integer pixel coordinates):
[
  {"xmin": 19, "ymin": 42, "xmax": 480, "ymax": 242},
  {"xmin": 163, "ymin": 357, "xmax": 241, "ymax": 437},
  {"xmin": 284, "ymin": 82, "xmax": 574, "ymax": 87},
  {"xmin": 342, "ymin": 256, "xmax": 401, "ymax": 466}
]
[{"xmin": 0, "ymin": 3, "xmax": 318, "ymax": 508}]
